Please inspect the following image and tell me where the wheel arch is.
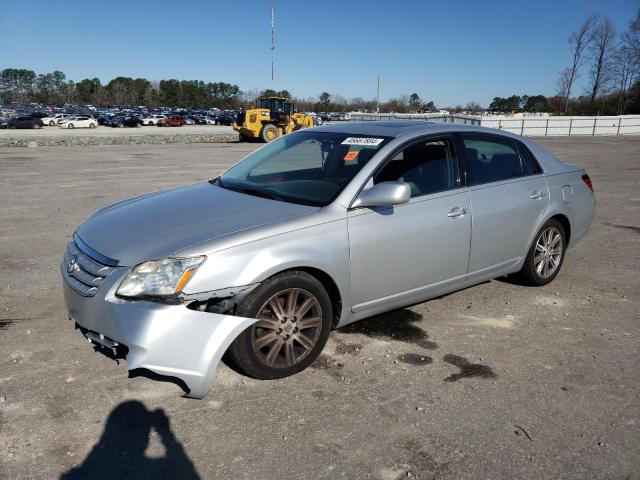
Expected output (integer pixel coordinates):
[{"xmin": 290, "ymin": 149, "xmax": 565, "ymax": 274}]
[
  {"xmin": 261, "ymin": 266, "xmax": 343, "ymax": 329},
  {"xmin": 548, "ymin": 213, "xmax": 571, "ymax": 246}
]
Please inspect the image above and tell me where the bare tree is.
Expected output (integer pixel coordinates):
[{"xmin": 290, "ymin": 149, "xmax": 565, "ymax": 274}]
[
  {"xmin": 555, "ymin": 67, "xmax": 573, "ymax": 99},
  {"xmin": 561, "ymin": 14, "xmax": 598, "ymax": 112},
  {"xmin": 588, "ymin": 17, "xmax": 617, "ymax": 104}
]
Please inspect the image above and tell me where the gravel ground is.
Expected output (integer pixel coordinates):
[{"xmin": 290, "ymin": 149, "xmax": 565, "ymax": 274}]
[
  {"xmin": 0, "ymin": 125, "xmax": 238, "ymax": 147},
  {"xmin": 0, "ymin": 138, "xmax": 638, "ymax": 479}
]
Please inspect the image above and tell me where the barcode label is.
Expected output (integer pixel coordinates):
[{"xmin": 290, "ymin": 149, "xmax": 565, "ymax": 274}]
[{"xmin": 341, "ymin": 137, "xmax": 384, "ymax": 146}]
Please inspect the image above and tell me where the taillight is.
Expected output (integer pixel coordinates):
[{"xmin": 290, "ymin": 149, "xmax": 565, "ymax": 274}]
[{"xmin": 582, "ymin": 174, "xmax": 593, "ymax": 192}]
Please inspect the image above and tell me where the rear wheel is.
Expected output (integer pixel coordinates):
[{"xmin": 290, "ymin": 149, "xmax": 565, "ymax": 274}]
[
  {"xmin": 228, "ymin": 271, "xmax": 332, "ymax": 379},
  {"xmin": 260, "ymin": 124, "xmax": 279, "ymax": 142},
  {"xmin": 518, "ymin": 219, "xmax": 566, "ymax": 286}
]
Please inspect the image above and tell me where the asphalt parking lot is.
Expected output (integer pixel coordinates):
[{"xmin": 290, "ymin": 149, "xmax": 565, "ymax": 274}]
[{"xmin": 0, "ymin": 137, "xmax": 639, "ymax": 479}]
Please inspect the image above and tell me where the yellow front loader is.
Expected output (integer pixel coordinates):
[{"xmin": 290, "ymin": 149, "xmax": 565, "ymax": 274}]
[{"xmin": 233, "ymin": 97, "xmax": 314, "ymax": 142}]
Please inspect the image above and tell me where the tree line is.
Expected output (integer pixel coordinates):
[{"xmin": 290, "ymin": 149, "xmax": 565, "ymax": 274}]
[{"xmin": 0, "ymin": 70, "xmax": 244, "ymax": 109}]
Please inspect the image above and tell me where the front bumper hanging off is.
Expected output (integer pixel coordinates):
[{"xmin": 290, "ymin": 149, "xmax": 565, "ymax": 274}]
[{"xmin": 62, "ymin": 265, "xmax": 257, "ymax": 399}]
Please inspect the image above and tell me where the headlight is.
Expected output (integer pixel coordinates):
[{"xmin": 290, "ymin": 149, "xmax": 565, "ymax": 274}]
[{"xmin": 116, "ymin": 256, "xmax": 205, "ymax": 298}]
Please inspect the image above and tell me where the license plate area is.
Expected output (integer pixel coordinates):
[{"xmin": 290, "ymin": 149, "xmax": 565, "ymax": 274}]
[{"xmin": 76, "ymin": 323, "xmax": 128, "ymax": 359}]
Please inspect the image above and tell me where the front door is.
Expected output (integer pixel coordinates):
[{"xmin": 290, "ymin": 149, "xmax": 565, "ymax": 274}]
[{"xmin": 347, "ymin": 136, "xmax": 472, "ymax": 313}]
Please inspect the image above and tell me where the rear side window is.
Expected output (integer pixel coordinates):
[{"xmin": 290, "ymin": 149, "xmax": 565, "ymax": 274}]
[
  {"xmin": 374, "ymin": 138, "xmax": 457, "ymax": 197},
  {"xmin": 517, "ymin": 143, "xmax": 543, "ymax": 175},
  {"xmin": 462, "ymin": 136, "xmax": 525, "ymax": 185}
]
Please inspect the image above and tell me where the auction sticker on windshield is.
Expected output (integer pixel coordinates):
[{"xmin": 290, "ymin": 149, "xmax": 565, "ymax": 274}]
[{"xmin": 341, "ymin": 137, "xmax": 385, "ymax": 146}]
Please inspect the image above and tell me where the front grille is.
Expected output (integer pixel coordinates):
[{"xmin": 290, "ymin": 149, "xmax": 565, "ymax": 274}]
[{"xmin": 63, "ymin": 241, "xmax": 115, "ymax": 297}]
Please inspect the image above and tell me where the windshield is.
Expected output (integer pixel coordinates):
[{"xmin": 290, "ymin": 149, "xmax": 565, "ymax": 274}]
[{"xmin": 218, "ymin": 131, "xmax": 391, "ymax": 207}]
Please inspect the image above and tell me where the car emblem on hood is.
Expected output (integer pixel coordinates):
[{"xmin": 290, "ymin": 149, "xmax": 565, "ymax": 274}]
[{"xmin": 67, "ymin": 254, "xmax": 79, "ymax": 273}]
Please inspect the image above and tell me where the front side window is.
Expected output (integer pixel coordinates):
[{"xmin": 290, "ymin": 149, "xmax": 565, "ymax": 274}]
[
  {"xmin": 374, "ymin": 138, "xmax": 458, "ymax": 197},
  {"xmin": 462, "ymin": 136, "xmax": 528, "ymax": 185},
  {"xmin": 219, "ymin": 131, "xmax": 391, "ymax": 206}
]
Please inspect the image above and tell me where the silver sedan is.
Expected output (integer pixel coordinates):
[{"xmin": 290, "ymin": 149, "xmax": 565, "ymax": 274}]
[{"xmin": 61, "ymin": 122, "xmax": 595, "ymax": 398}]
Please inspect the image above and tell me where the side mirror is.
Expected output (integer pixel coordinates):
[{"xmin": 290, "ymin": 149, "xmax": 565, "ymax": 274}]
[{"xmin": 352, "ymin": 181, "xmax": 411, "ymax": 209}]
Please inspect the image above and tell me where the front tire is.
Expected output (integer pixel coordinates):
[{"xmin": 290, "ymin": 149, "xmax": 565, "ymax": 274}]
[
  {"xmin": 260, "ymin": 123, "xmax": 279, "ymax": 142},
  {"xmin": 228, "ymin": 271, "xmax": 332, "ymax": 379},
  {"xmin": 68, "ymin": 123, "xmax": 74, "ymax": 129},
  {"xmin": 518, "ymin": 219, "xmax": 566, "ymax": 286}
]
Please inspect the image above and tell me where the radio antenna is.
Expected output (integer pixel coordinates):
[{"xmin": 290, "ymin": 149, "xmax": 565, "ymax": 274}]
[{"xmin": 271, "ymin": 7, "xmax": 275, "ymax": 84}]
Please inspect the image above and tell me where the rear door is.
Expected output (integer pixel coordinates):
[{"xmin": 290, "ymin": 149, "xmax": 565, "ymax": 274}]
[
  {"xmin": 347, "ymin": 136, "xmax": 471, "ymax": 312},
  {"xmin": 459, "ymin": 133, "xmax": 548, "ymax": 278}
]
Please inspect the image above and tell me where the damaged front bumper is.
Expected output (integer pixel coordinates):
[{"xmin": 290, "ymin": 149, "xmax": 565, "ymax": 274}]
[{"xmin": 61, "ymin": 265, "xmax": 257, "ymax": 399}]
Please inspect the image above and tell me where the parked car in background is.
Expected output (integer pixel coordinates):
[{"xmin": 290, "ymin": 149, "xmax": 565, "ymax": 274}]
[
  {"xmin": 40, "ymin": 114, "xmax": 59, "ymax": 126},
  {"xmin": 6, "ymin": 116, "xmax": 43, "ymax": 129},
  {"xmin": 58, "ymin": 115, "xmax": 98, "ymax": 129},
  {"xmin": 183, "ymin": 116, "xmax": 196, "ymax": 126},
  {"xmin": 61, "ymin": 122, "xmax": 595, "ymax": 398},
  {"xmin": 141, "ymin": 114, "xmax": 166, "ymax": 126},
  {"xmin": 48, "ymin": 113, "xmax": 73, "ymax": 125},
  {"xmin": 97, "ymin": 115, "xmax": 113, "ymax": 126},
  {"xmin": 108, "ymin": 115, "xmax": 142, "ymax": 128},
  {"xmin": 158, "ymin": 115, "xmax": 185, "ymax": 127},
  {"xmin": 216, "ymin": 110, "xmax": 237, "ymax": 126}
]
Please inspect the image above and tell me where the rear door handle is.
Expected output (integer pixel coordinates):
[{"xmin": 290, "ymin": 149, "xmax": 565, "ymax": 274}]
[
  {"xmin": 447, "ymin": 207, "xmax": 469, "ymax": 218},
  {"xmin": 529, "ymin": 191, "xmax": 545, "ymax": 200}
]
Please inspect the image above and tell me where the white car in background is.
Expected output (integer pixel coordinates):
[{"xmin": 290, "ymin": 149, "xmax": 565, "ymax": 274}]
[
  {"xmin": 58, "ymin": 115, "xmax": 98, "ymax": 129},
  {"xmin": 141, "ymin": 114, "xmax": 166, "ymax": 126},
  {"xmin": 42, "ymin": 113, "xmax": 72, "ymax": 126}
]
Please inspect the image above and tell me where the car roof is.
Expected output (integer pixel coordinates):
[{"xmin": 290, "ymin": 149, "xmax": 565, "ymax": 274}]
[
  {"xmin": 312, "ymin": 120, "xmax": 514, "ymax": 138},
  {"xmin": 310, "ymin": 120, "xmax": 572, "ymax": 175}
]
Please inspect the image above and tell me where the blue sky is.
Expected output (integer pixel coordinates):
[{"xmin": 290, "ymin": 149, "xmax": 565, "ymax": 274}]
[{"xmin": 1, "ymin": 0, "xmax": 637, "ymax": 106}]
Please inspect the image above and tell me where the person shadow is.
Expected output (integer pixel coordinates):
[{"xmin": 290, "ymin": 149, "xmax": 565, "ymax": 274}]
[{"xmin": 61, "ymin": 400, "xmax": 200, "ymax": 479}]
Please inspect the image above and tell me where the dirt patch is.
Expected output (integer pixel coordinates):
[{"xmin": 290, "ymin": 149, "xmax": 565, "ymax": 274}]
[
  {"xmin": 340, "ymin": 309, "xmax": 438, "ymax": 350},
  {"xmin": 334, "ymin": 338, "xmax": 363, "ymax": 356},
  {"xmin": 443, "ymin": 354, "xmax": 496, "ymax": 382},
  {"xmin": 311, "ymin": 354, "xmax": 344, "ymax": 371},
  {"xmin": 397, "ymin": 353, "xmax": 433, "ymax": 366}
]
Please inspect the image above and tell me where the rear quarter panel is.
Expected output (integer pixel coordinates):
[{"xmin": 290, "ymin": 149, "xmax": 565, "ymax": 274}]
[{"xmin": 544, "ymin": 169, "xmax": 596, "ymax": 248}]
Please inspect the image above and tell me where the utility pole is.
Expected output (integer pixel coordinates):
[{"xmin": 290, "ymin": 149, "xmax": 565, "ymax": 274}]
[
  {"xmin": 271, "ymin": 7, "xmax": 275, "ymax": 84},
  {"xmin": 376, "ymin": 75, "xmax": 380, "ymax": 113}
]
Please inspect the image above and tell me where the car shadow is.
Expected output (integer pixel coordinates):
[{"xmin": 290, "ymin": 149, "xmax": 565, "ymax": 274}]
[
  {"xmin": 494, "ymin": 274, "xmax": 529, "ymax": 286},
  {"xmin": 339, "ymin": 308, "xmax": 439, "ymax": 350},
  {"xmin": 60, "ymin": 400, "xmax": 200, "ymax": 480}
]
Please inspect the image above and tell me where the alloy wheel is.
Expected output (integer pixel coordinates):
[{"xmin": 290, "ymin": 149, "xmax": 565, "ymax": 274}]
[
  {"xmin": 534, "ymin": 226, "xmax": 563, "ymax": 279},
  {"xmin": 251, "ymin": 288, "xmax": 322, "ymax": 368}
]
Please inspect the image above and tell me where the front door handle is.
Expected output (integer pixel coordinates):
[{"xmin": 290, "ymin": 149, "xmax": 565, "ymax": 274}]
[
  {"xmin": 529, "ymin": 191, "xmax": 545, "ymax": 200},
  {"xmin": 447, "ymin": 207, "xmax": 469, "ymax": 218}
]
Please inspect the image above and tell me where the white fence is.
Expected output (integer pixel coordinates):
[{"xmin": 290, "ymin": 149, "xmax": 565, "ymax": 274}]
[
  {"xmin": 481, "ymin": 115, "xmax": 640, "ymax": 136},
  {"xmin": 347, "ymin": 113, "xmax": 640, "ymax": 136}
]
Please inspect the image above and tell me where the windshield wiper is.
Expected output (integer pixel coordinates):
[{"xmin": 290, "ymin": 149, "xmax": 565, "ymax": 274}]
[
  {"xmin": 231, "ymin": 186, "xmax": 286, "ymax": 202},
  {"xmin": 213, "ymin": 178, "xmax": 285, "ymax": 202}
]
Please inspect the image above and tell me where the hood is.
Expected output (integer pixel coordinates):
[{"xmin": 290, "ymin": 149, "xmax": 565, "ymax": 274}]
[{"xmin": 76, "ymin": 182, "xmax": 318, "ymax": 266}]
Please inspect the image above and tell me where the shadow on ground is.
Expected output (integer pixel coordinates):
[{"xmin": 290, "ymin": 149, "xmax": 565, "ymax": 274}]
[
  {"xmin": 61, "ymin": 401, "xmax": 200, "ymax": 479},
  {"xmin": 443, "ymin": 354, "xmax": 496, "ymax": 382},
  {"xmin": 339, "ymin": 308, "xmax": 439, "ymax": 350}
]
